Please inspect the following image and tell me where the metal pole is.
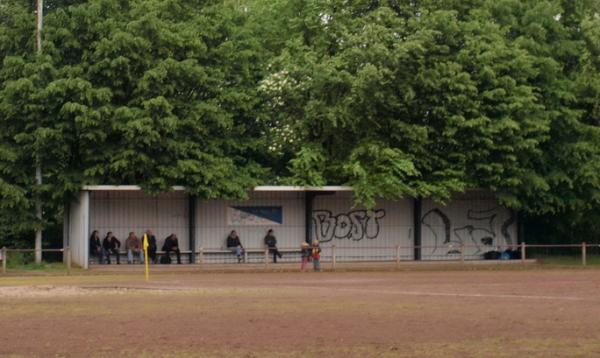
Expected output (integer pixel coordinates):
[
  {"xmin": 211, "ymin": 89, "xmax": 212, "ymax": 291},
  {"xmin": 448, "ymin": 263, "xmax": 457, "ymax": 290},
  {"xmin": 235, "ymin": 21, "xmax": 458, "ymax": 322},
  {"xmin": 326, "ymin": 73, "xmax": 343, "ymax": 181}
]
[
  {"xmin": 582, "ymin": 242, "xmax": 587, "ymax": 266},
  {"xmin": 198, "ymin": 247, "xmax": 204, "ymax": 264},
  {"xmin": 396, "ymin": 245, "xmax": 401, "ymax": 268},
  {"xmin": 34, "ymin": 0, "xmax": 44, "ymax": 264},
  {"xmin": 413, "ymin": 199, "xmax": 422, "ymax": 260},
  {"xmin": 332, "ymin": 245, "xmax": 336, "ymax": 271},
  {"xmin": 66, "ymin": 247, "xmax": 71, "ymax": 275},
  {"xmin": 521, "ymin": 242, "xmax": 526, "ymax": 262},
  {"xmin": 2, "ymin": 247, "xmax": 6, "ymax": 274}
]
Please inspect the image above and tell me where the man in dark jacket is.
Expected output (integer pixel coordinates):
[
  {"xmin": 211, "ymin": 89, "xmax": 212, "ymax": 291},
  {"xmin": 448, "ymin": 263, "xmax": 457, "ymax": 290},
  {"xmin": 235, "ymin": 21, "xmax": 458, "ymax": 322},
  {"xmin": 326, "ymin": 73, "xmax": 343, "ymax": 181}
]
[
  {"xmin": 226, "ymin": 230, "xmax": 244, "ymax": 263},
  {"xmin": 145, "ymin": 229, "xmax": 158, "ymax": 264},
  {"xmin": 264, "ymin": 229, "xmax": 282, "ymax": 263},
  {"xmin": 162, "ymin": 233, "xmax": 182, "ymax": 264},
  {"xmin": 102, "ymin": 231, "xmax": 121, "ymax": 264}
]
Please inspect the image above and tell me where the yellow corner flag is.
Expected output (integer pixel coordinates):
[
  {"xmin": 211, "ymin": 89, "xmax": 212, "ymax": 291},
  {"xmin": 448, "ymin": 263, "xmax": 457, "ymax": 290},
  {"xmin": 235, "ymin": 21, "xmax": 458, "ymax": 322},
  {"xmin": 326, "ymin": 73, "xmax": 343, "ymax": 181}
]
[{"xmin": 143, "ymin": 234, "xmax": 149, "ymax": 281}]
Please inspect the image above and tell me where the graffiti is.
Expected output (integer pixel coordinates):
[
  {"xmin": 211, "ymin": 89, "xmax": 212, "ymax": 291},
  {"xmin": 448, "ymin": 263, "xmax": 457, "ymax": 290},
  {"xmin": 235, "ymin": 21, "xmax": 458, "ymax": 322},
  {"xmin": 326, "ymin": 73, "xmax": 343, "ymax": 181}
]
[
  {"xmin": 454, "ymin": 207, "xmax": 498, "ymax": 253},
  {"xmin": 421, "ymin": 206, "xmax": 517, "ymax": 256},
  {"xmin": 453, "ymin": 225, "xmax": 495, "ymax": 253},
  {"xmin": 421, "ymin": 209, "xmax": 451, "ymax": 254},
  {"xmin": 312, "ymin": 209, "xmax": 386, "ymax": 242}
]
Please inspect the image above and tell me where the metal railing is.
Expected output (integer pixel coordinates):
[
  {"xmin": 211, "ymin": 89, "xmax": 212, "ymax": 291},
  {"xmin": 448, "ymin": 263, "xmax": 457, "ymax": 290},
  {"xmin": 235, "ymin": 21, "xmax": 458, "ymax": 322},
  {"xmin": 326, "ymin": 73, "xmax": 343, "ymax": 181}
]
[
  {"xmin": 1, "ymin": 247, "xmax": 71, "ymax": 275},
  {"xmin": 191, "ymin": 242, "xmax": 597, "ymax": 269},
  {"xmin": 3, "ymin": 243, "xmax": 596, "ymax": 273}
]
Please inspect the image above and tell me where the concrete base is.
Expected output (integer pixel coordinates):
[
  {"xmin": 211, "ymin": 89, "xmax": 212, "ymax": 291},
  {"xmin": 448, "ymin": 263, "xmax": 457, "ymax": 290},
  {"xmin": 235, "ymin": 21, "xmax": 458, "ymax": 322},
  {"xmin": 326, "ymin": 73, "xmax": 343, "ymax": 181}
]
[{"xmin": 88, "ymin": 259, "xmax": 539, "ymax": 274}]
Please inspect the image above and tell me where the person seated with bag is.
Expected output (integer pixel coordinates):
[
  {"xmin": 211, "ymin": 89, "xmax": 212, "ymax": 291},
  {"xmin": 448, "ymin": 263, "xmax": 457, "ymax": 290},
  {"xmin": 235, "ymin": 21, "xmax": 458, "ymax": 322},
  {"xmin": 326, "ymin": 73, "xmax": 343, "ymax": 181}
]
[
  {"xmin": 226, "ymin": 230, "xmax": 245, "ymax": 263},
  {"xmin": 161, "ymin": 233, "xmax": 181, "ymax": 264}
]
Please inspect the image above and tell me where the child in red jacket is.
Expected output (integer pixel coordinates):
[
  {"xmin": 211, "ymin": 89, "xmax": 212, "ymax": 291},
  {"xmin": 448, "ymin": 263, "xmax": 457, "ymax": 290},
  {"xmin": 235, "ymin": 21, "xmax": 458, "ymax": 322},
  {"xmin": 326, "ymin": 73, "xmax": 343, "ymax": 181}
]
[{"xmin": 311, "ymin": 240, "xmax": 322, "ymax": 272}]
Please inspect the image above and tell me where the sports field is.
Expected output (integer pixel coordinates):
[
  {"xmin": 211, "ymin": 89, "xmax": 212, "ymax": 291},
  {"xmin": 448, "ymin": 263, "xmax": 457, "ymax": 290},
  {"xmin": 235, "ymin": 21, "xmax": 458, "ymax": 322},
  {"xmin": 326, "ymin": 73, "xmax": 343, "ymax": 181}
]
[{"xmin": 1, "ymin": 268, "xmax": 600, "ymax": 357}]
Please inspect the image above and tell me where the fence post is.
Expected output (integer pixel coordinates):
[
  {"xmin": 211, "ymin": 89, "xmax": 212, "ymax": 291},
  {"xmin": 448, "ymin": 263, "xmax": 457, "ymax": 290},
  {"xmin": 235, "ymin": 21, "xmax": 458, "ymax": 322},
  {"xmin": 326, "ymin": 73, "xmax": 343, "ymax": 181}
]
[
  {"xmin": 1, "ymin": 247, "xmax": 6, "ymax": 274},
  {"xmin": 198, "ymin": 247, "xmax": 204, "ymax": 265},
  {"xmin": 66, "ymin": 247, "xmax": 71, "ymax": 275},
  {"xmin": 396, "ymin": 245, "xmax": 401, "ymax": 268},
  {"xmin": 582, "ymin": 242, "xmax": 587, "ymax": 266},
  {"xmin": 521, "ymin": 242, "xmax": 526, "ymax": 262},
  {"xmin": 460, "ymin": 243, "xmax": 465, "ymax": 264},
  {"xmin": 332, "ymin": 245, "xmax": 336, "ymax": 271},
  {"xmin": 264, "ymin": 247, "xmax": 269, "ymax": 267}
]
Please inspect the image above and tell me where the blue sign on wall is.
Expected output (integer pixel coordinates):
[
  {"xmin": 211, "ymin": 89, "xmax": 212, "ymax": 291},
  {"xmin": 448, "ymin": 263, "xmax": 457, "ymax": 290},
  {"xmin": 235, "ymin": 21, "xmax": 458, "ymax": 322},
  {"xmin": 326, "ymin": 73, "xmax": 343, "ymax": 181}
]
[{"xmin": 228, "ymin": 206, "xmax": 283, "ymax": 225}]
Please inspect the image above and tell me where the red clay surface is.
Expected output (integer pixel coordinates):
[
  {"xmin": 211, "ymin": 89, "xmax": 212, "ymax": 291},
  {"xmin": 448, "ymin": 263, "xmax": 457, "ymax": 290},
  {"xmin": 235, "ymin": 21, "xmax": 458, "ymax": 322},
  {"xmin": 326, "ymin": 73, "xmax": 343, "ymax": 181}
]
[{"xmin": 1, "ymin": 269, "xmax": 600, "ymax": 357}]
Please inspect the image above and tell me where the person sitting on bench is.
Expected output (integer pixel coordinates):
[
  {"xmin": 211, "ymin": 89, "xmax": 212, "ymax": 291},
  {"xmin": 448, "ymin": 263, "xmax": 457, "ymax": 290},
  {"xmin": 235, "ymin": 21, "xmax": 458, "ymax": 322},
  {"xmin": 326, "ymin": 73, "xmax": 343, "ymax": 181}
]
[
  {"xmin": 161, "ymin": 233, "xmax": 182, "ymax": 264},
  {"xmin": 144, "ymin": 229, "xmax": 158, "ymax": 264},
  {"xmin": 89, "ymin": 230, "xmax": 102, "ymax": 264},
  {"xmin": 264, "ymin": 229, "xmax": 282, "ymax": 263},
  {"xmin": 125, "ymin": 232, "xmax": 144, "ymax": 264},
  {"xmin": 102, "ymin": 231, "xmax": 121, "ymax": 264},
  {"xmin": 226, "ymin": 230, "xmax": 244, "ymax": 263}
]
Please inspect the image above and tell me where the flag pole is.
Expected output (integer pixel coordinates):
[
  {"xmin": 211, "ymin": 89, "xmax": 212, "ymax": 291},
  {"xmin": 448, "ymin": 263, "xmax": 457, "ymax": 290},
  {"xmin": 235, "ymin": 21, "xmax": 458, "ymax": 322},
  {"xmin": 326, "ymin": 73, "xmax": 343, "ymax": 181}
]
[{"xmin": 143, "ymin": 234, "xmax": 149, "ymax": 281}]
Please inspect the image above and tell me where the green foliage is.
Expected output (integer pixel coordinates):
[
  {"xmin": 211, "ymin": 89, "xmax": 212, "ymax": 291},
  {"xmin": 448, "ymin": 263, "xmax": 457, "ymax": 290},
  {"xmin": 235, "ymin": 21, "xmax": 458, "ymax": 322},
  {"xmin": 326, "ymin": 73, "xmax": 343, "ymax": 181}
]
[
  {"xmin": 259, "ymin": 0, "xmax": 600, "ymax": 212},
  {"xmin": 0, "ymin": 0, "xmax": 268, "ymax": 241}
]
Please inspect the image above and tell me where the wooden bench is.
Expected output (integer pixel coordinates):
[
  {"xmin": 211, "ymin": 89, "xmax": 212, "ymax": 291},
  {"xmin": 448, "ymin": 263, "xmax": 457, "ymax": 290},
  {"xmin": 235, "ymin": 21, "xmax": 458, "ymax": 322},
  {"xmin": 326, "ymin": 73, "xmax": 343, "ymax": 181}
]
[
  {"xmin": 155, "ymin": 250, "xmax": 193, "ymax": 264},
  {"xmin": 89, "ymin": 250, "xmax": 193, "ymax": 264},
  {"xmin": 198, "ymin": 247, "xmax": 302, "ymax": 264}
]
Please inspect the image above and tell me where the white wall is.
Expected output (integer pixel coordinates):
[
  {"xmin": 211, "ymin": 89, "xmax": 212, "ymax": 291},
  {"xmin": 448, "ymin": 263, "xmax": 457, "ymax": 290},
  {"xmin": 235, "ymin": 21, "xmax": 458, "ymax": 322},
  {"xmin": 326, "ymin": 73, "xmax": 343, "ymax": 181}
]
[
  {"xmin": 421, "ymin": 191, "xmax": 517, "ymax": 260},
  {"xmin": 196, "ymin": 191, "xmax": 305, "ymax": 249},
  {"xmin": 89, "ymin": 191, "xmax": 189, "ymax": 251},
  {"xmin": 312, "ymin": 192, "xmax": 414, "ymax": 261}
]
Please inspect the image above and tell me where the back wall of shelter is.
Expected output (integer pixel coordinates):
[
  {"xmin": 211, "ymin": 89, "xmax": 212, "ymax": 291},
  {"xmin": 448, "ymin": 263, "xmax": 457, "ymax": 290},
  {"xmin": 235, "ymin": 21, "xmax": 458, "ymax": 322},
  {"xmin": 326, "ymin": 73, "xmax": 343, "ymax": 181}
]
[
  {"xmin": 197, "ymin": 191, "xmax": 305, "ymax": 250},
  {"xmin": 89, "ymin": 190, "xmax": 189, "ymax": 250}
]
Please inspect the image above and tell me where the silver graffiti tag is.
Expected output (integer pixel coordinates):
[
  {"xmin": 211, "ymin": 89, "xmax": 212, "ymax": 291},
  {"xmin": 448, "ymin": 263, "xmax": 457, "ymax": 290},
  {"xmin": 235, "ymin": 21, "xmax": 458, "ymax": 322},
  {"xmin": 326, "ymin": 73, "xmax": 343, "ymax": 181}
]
[{"xmin": 312, "ymin": 209, "xmax": 386, "ymax": 242}]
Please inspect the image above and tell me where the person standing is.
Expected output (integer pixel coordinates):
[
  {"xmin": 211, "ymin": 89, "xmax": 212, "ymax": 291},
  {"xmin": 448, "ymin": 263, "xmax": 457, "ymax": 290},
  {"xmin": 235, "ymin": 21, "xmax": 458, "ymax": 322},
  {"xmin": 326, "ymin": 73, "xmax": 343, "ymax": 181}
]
[
  {"xmin": 125, "ymin": 232, "xmax": 144, "ymax": 264},
  {"xmin": 162, "ymin": 233, "xmax": 182, "ymax": 264},
  {"xmin": 145, "ymin": 229, "xmax": 158, "ymax": 264},
  {"xmin": 300, "ymin": 241, "xmax": 311, "ymax": 272},
  {"xmin": 226, "ymin": 230, "xmax": 244, "ymax": 263},
  {"xmin": 264, "ymin": 229, "xmax": 282, "ymax": 263},
  {"xmin": 311, "ymin": 240, "xmax": 321, "ymax": 272},
  {"xmin": 89, "ymin": 230, "xmax": 102, "ymax": 264},
  {"xmin": 102, "ymin": 231, "xmax": 121, "ymax": 265}
]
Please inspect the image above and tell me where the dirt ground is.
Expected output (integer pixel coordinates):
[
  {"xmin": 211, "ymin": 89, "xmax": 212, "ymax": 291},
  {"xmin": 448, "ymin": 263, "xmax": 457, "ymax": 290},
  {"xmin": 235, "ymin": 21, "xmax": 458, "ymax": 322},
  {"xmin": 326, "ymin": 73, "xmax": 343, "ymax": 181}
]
[{"xmin": 1, "ymin": 269, "xmax": 600, "ymax": 357}]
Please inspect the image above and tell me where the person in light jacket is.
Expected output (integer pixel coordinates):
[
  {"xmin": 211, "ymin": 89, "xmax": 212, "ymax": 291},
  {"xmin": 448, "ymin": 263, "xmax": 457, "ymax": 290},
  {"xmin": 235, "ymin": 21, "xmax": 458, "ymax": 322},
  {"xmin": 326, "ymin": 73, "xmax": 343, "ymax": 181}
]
[{"xmin": 125, "ymin": 232, "xmax": 144, "ymax": 264}]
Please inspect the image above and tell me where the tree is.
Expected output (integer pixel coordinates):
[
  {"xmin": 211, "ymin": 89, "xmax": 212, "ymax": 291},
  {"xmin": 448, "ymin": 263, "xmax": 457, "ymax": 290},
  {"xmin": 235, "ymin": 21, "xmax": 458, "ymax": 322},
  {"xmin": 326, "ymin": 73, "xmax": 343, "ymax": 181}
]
[
  {"xmin": 0, "ymin": 0, "xmax": 269, "ymax": 244},
  {"xmin": 258, "ymin": 1, "xmax": 554, "ymax": 207}
]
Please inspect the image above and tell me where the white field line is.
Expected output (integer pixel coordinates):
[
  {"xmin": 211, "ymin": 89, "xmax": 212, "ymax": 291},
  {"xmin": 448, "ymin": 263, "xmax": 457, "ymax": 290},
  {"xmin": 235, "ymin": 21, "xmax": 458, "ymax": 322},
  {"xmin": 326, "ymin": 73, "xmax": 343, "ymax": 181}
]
[
  {"xmin": 1, "ymin": 284, "xmax": 595, "ymax": 302},
  {"xmin": 288, "ymin": 286, "xmax": 595, "ymax": 302}
]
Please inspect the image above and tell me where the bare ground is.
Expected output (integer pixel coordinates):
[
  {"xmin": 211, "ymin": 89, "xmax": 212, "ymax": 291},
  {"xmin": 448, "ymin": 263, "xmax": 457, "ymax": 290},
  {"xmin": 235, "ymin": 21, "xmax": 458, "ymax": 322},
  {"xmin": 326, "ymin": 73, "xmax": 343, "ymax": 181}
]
[{"xmin": 1, "ymin": 269, "xmax": 600, "ymax": 357}]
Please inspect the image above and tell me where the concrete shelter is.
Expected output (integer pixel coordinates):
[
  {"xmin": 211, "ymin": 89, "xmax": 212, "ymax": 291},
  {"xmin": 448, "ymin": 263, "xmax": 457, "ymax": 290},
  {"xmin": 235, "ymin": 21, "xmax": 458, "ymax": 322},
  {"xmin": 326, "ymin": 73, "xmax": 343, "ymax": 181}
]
[{"xmin": 64, "ymin": 186, "xmax": 519, "ymax": 268}]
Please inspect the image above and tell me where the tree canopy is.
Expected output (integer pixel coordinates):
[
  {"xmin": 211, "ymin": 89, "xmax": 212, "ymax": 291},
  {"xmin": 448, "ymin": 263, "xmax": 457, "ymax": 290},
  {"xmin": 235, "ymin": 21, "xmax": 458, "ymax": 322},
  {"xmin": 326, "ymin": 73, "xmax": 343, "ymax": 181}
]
[{"xmin": 1, "ymin": 0, "xmax": 599, "ymax": 243}]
